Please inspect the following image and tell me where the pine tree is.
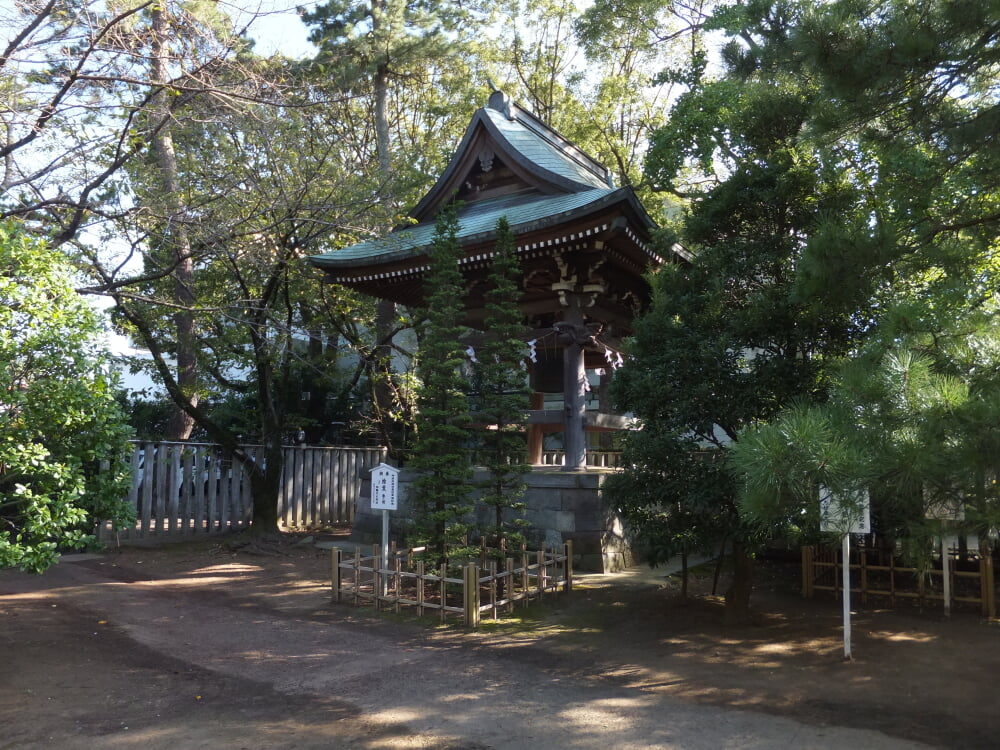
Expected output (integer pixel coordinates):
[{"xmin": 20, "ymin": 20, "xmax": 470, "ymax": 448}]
[
  {"xmin": 730, "ymin": 0, "xmax": 1000, "ymax": 561},
  {"xmin": 615, "ymin": 0, "xmax": 858, "ymax": 624},
  {"xmin": 410, "ymin": 204, "xmax": 473, "ymax": 563},
  {"xmin": 473, "ymin": 217, "xmax": 531, "ymax": 558}
]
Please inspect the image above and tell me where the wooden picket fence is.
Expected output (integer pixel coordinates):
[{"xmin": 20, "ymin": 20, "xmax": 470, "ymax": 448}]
[
  {"xmin": 279, "ymin": 444, "xmax": 387, "ymax": 529},
  {"xmin": 97, "ymin": 441, "xmax": 386, "ymax": 542},
  {"xmin": 802, "ymin": 544, "xmax": 997, "ymax": 618},
  {"xmin": 331, "ymin": 542, "xmax": 574, "ymax": 627}
]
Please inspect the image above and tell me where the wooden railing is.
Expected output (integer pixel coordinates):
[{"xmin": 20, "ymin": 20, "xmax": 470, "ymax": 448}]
[
  {"xmin": 538, "ymin": 450, "xmax": 621, "ymax": 468},
  {"xmin": 466, "ymin": 450, "xmax": 622, "ymax": 468},
  {"xmin": 331, "ymin": 542, "xmax": 574, "ymax": 627}
]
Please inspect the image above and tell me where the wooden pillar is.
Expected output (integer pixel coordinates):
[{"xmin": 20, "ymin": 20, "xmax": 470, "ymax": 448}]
[
  {"xmin": 860, "ymin": 549, "xmax": 868, "ymax": 605},
  {"xmin": 527, "ymin": 391, "xmax": 544, "ymax": 465},
  {"xmin": 562, "ymin": 307, "xmax": 587, "ymax": 470},
  {"xmin": 464, "ymin": 562, "xmax": 481, "ymax": 628},
  {"xmin": 981, "ymin": 542, "xmax": 995, "ymax": 619},
  {"xmin": 331, "ymin": 547, "xmax": 342, "ymax": 602},
  {"xmin": 801, "ymin": 545, "xmax": 813, "ymax": 598},
  {"xmin": 563, "ymin": 540, "xmax": 574, "ymax": 593}
]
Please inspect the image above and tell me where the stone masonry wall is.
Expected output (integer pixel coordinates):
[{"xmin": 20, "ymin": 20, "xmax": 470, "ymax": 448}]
[{"xmin": 351, "ymin": 467, "xmax": 633, "ymax": 573}]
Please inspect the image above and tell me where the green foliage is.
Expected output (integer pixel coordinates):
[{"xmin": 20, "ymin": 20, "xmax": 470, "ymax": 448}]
[
  {"xmin": 614, "ymin": 0, "xmax": 860, "ymax": 620},
  {"xmin": 736, "ymin": 335, "xmax": 1000, "ymax": 548},
  {"xmin": 483, "ymin": 0, "xmax": 698, "ymax": 202},
  {"xmin": 728, "ymin": 0, "xmax": 1000, "ymax": 553},
  {"xmin": 604, "ymin": 431, "xmax": 731, "ymax": 567},
  {"xmin": 410, "ymin": 205, "xmax": 474, "ymax": 561},
  {"xmin": 120, "ymin": 396, "xmax": 175, "ymax": 442},
  {"xmin": 304, "ymin": 0, "xmax": 470, "ymax": 84},
  {"xmin": 0, "ymin": 223, "xmax": 134, "ymax": 572},
  {"xmin": 303, "ymin": 0, "xmax": 481, "ymax": 200},
  {"xmin": 102, "ymin": 67, "xmax": 392, "ymax": 530},
  {"xmin": 473, "ymin": 217, "xmax": 531, "ymax": 552}
]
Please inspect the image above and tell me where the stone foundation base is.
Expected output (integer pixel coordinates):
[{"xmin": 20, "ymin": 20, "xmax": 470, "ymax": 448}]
[{"xmin": 351, "ymin": 467, "xmax": 632, "ymax": 573}]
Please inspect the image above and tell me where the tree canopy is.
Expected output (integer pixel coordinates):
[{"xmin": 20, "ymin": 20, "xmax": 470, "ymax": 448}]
[
  {"xmin": 730, "ymin": 0, "xmax": 1000, "ymax": 557},
  {"xmin": 409, "ymin": 204, "xmax": 474, "ymax": 562},
  {"xmin": 608, "ymin": 0, "xmax": 1000, "ymax": 618}
]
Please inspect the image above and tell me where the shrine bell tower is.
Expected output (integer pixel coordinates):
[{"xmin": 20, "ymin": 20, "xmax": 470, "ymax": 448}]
[{"xmin": 309, "ymin": 90, "xmax": 686, "ymax": 468}]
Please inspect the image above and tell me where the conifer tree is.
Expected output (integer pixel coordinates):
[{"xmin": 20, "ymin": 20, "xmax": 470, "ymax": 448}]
[
  {"xmin": 613, "ymin": 0, "xmax": 856, "ymax": 624},
  {"xmin": 410, "ymin": 204, "xmax": 473, "ymax": 563},
  {"xmin": 732, "ymin": 0, "xmax": 1000, "ymax": 556},
  {"xmin": 473, "ymin": 217, "xmax": 531, "ymax": 556}
]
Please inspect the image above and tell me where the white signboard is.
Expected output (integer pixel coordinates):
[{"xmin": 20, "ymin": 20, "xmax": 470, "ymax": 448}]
[
  {"xmin": 370, "ymin": 463, "xmax": 399, "ymax": 511},
  {"xmin": 924, "ymin": 493, "xmax": 965, "ymax": 521},
  {"xmin": 819, "ymin": 485, "xmax": 871, "ymax": 535}
]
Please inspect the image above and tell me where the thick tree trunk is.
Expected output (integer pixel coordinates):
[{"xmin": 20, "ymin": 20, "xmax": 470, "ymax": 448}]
[
  {"xmin": 373, "ymin": 61, "xmax": 391, "ymax": 179},
  {"xmin": 712, "ymin": 534, "xmax": 728, "ymax": 596},
  {"xmin": 368, "ymin": 21, "xmax": 400, "ymax": 453},
  {"xmin": 724, "ymin": 539, "xmax": 754, "ymax": 625},
  {"xmin": 152, "ymin": 7, "xmax": 197, "ymax": 441},
  {"xmin": 371, "ymin": 298, "xmax": 398, "ymax": 453},
  {"xmin": 247, "ymin": 437, "xmax": 282, "ymax": 534}
]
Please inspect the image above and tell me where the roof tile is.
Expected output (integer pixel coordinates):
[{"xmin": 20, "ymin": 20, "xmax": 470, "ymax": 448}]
[{"xmin": 311, "ymin": 188, "xmax": 623, "ymax": 269}]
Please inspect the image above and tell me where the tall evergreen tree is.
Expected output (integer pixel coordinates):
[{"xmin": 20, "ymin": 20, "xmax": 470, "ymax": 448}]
[
  {"xmin": 473, "ymin": 217, "xmax": 531, "ymax": 555},
  {"xmin": 410, "ymin": 204, "xmax": 473, "ymax": 563},
  {"xmin": 612, "ymin": 0, "xmax": 858, "ymax": 624},
  {"xmin": 730, "ymin": 0, "xmax": 1000, "ymax": 556},
  {"xmin": 304, "ymin": 0, "xmax": 480, "ymax": 455}
]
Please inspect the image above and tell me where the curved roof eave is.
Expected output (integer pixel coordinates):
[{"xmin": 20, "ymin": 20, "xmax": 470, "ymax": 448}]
[{"xmin": 309, "ymin": 186, "xmax": 659, "ymax": 272}]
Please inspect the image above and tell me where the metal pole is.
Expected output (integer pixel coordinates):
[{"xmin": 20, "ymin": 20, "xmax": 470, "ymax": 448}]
[
  {"xmin": 842, "ymin": 533, "xmax": 852, "ymax": 660},
  {"xmin": 381, "ymin": 508, "xmax": 389, "ymax": 597},
  {"xmin": 942, "ymin": 534, "xmax": 952, "ymax": 617}
]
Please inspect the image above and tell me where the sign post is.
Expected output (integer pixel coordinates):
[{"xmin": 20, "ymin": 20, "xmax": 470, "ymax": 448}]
[
  {"xmin": 942, "ymin": 534, "xmax": 953, "ymax": 617},
  {"xmin": 926, "ymin": 496, "xmax": 964, "ymax": 617},
  {"xmin": 820, "ymin": 486, "xmax": 871, "ymax": 661},
  {"xmin": 370, "ymin": 463, "xmax": 399, "ymax": 597}
]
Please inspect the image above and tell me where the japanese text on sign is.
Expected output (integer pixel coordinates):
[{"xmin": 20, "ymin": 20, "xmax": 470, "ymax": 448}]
[
  {"xmin": 819, "ymin": 485, "xmax": 871, "ymax": 535},
  {"xmin": 370, "ymin": 463, "xmax": 399, "ymax": 511}
]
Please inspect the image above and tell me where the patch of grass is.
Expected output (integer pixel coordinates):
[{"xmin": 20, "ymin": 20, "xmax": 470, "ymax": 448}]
[{"xmin": 475, "ymin": 600, "xmax": 562, "ymax": 634}]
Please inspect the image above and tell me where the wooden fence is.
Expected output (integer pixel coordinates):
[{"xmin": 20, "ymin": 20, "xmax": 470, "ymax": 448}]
[
  {"xmin": 280, "ymin": 444, "xmax": 386, "ymax": 529},
  {"xmin": 801, "ymin": 544, "xmax": 996, "ymax": 618},
  {"xmin": 98, "ymin": 441, "xmax": 386, "ymax": 542},
  {"xmin": 331, "ymin": 542, "xmax": 574, "ymax": 627}
]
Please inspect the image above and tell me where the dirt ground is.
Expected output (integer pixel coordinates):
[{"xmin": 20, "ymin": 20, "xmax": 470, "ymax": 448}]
[{"xmin": 2, "ymin": 532, "xmax": 998, "ymax": 749}]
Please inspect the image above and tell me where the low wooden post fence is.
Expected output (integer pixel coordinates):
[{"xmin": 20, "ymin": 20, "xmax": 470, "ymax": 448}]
[
  {"xmin": 331, "ymin": 542, "xmax": 575, "ymax": 628},
  {"xmin": 802, "ymin": 544, "xmax": 997, "ymax": 618},
  {"xmin": 464, "ymin": 563, "xmax": 481, "ymax": 628}
]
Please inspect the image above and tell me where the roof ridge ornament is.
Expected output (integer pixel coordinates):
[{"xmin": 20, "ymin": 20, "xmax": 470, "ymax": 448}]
[{"xmin": 487, "ymin": 88, "xmax": 514, "ymax": 120}]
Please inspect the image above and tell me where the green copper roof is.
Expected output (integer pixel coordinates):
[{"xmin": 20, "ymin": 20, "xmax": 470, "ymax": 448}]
[
  {"xmin": 310, "ymin": 187, "xmax": 633, "ymax": 270},
  {"xmin": 479, "ymin": 106, "xmax": 611, "ymax": 191}
]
